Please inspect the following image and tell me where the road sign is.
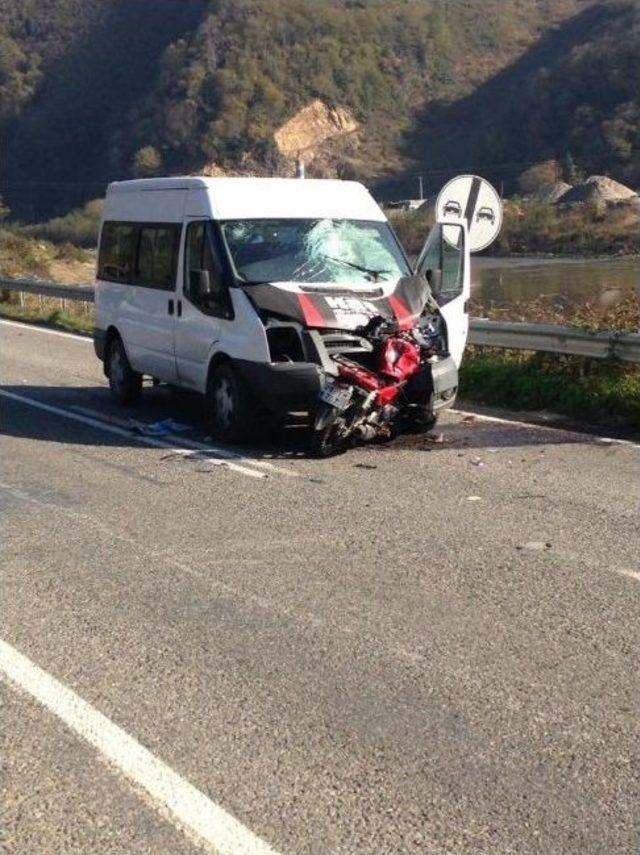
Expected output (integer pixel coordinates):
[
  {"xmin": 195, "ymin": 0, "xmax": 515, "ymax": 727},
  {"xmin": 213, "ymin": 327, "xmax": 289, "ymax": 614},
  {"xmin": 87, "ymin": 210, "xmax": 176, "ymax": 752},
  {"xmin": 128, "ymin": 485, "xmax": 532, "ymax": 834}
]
[{"xmin": 436, "ymin": 175, "xmax": 503, "ymax": 253}]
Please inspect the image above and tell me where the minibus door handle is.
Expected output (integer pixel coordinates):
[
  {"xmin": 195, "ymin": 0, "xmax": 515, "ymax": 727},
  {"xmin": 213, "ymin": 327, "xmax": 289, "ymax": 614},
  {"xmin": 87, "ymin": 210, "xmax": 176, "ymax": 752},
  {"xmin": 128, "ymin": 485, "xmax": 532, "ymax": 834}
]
[{"xmin": 168, "ymin": 299, "xmax": 174, "ymax": 316}]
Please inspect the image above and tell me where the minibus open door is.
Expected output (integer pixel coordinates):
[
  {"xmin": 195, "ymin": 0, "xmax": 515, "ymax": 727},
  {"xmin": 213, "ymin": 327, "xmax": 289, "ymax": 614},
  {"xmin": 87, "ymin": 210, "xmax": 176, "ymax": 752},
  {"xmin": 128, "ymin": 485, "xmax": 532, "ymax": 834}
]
[{"xmin": 414, "ymin": 220, "xmax": 470, "ymax": 368}]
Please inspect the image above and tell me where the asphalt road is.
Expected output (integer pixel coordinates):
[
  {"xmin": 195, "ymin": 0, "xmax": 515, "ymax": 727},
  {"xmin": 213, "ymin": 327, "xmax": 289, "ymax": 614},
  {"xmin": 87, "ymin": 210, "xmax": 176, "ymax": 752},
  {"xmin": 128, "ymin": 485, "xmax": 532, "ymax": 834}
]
[{"xmin": 2, "ymin": 318, "xmax": 639, "ymax": 854}]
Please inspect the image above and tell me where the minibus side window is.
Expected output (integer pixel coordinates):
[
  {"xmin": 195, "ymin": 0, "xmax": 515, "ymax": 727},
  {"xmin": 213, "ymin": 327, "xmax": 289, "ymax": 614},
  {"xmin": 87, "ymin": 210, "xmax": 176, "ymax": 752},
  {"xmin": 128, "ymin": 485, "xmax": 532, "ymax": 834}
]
[
  {"xmin": 136, "ymin": 225, "xmax": 180, "ymax": 291},
  {"xmin": 417, "ymin": 224, "xmax": 464, "ymax": 306},
  {"xmin": 184, "ymin": 221, "xmax": 229, "ymax": 317},
  {"xmin": 98, "ymin": 222, "xmax": 137, "ymax": 283}
]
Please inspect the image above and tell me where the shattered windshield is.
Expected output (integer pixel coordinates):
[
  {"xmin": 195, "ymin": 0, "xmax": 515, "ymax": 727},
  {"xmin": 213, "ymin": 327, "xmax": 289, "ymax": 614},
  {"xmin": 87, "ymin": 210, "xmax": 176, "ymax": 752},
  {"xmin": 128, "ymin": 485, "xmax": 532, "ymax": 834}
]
[{"xmin": 220, "ymin": 219, "xmax": 410, "ymax": 285}]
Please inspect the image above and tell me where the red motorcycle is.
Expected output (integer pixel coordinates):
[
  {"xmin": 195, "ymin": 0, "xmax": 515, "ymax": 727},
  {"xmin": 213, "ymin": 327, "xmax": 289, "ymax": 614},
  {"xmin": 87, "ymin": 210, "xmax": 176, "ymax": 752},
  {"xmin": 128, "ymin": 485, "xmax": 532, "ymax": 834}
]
[{"xmin": 310, "ymin": 316, "xmax": 444, "ymax": 457}]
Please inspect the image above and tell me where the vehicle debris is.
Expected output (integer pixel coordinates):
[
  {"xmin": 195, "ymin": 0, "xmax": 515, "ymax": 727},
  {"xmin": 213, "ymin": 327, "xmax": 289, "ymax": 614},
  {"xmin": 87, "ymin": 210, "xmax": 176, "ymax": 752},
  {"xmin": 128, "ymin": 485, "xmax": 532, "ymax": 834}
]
[
  {"xmin": 130, "ymin": 418, "xmax": 192, "ymax": 437},
  {"xmin": 516, "ymin": 541, "xmax": 553, "ymax": 551}
]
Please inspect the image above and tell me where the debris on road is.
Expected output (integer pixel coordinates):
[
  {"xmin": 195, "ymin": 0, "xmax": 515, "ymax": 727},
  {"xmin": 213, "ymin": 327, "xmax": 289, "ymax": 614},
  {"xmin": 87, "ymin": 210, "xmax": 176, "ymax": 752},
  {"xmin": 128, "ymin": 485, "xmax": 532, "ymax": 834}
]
[
  {"xmin": 516, "ymin": 541, "xmax": 553, "ymax": 551},
  {"xmin": 130, "ymin": 418, "xmax": 192, "ymax": 437},
  {"xmin": 354, "ymin": 463, "xmax": 378, "ymax": 470}
]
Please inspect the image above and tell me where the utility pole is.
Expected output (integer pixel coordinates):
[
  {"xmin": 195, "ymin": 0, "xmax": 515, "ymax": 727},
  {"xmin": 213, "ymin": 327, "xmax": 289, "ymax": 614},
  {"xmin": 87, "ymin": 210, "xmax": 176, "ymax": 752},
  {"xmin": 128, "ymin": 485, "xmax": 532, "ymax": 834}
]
[
  {"xmin": 297, "ymin": 157, "xmax": 305, "ymax": 179},
  {"xmin": 418, "ymin": 175, "xmax": 424, "ymax": 201}
]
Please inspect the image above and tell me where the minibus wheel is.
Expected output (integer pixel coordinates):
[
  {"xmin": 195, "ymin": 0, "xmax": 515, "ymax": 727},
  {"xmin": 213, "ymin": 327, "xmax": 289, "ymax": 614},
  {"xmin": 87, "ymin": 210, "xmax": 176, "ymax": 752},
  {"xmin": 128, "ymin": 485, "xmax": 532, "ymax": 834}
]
[
  {"xmin": 207, "ymin": 362, "xmax": 249, "ymax": 443},
  {"xmin": 107, "ymin": 336, "xmax": 142, "ymax": 405}
]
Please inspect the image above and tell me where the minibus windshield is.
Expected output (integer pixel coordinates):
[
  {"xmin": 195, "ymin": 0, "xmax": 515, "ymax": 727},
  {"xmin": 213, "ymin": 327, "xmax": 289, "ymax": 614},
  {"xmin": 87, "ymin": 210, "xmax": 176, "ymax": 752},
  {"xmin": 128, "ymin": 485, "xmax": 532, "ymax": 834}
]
[{"xmin": 221, "ymin": 219, "xmax": 410, "ymax": 286}]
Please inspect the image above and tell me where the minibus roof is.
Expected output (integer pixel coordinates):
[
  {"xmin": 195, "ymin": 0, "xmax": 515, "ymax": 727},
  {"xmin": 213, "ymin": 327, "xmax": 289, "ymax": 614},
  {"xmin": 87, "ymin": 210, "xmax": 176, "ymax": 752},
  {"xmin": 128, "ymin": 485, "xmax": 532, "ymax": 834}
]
[{"xmin": 106, "ymin": 177, "xmax": 386, "ymax": 222}]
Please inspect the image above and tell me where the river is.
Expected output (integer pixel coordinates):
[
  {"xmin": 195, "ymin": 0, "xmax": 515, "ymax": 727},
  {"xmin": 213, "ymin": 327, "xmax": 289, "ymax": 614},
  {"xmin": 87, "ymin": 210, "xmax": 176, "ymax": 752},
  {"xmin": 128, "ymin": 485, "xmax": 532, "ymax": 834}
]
[{"xmin": 471, "ymin": 256, "xmax": 640, "ymax": 307}]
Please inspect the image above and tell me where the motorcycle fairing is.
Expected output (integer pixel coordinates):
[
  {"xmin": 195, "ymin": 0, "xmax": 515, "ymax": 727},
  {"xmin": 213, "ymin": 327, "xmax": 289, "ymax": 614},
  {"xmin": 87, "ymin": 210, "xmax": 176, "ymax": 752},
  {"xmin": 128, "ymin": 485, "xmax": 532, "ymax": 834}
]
[{"xmin": 242, "ymin": 276, "xmax": 437, "ymax": 332}]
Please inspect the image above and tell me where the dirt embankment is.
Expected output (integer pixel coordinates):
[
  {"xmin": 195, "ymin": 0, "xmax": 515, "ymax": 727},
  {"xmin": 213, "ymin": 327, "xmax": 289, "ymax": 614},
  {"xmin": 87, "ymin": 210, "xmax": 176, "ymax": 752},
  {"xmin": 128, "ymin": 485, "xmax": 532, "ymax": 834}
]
[{"xmin": 0, "ymin": 229, "xmax": 94, "ymax": 284}]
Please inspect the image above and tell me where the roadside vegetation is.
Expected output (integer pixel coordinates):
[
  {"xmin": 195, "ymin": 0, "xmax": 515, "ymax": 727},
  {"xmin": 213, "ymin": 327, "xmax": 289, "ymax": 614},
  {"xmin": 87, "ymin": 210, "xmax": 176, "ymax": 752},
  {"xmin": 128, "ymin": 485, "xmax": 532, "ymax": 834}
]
[
  {"xmin": 494, "ymin": 201, "xmax": 640, "ymax": 256},
  {"xmin": 0, "ymin": 296, "xmax": 93, "ymax": 335},
  {"xmin": 0, "ymin": 227, "xmax": 93, "ymax": 281},
  {"xmin": 459, "ymin": 351, "xmax": 640, "ymax": 434},
  {"xmin": 23, "ymin": 199, "xmax": 103, "ymax": 248},
  {"xmin": 391, "ymin": 201, "xmax": 640, "ymax": 258},
  {"xmin": 461, "ymin": 291, "xmax": 640, "ymax": 430},
  {"xmin": 460, "ymin": 292, "xmax": 640, "ymax": 433},
  {"xmin": 0, "ymin": 222, "xmax": 95, "ymax": 332},
  {"xmin": 1, "ymin": 0, "xmax": 602, "ymax": 220}
]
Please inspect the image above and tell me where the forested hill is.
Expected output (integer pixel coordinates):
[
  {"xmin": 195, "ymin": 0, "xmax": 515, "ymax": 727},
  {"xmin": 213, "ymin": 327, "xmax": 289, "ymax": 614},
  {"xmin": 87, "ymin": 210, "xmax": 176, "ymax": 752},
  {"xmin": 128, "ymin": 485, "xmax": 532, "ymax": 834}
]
[
  {"xmin": 1, "ymin": 0, "xmax": 637, "ymax": 221},
  {"xmin": 398, "ymin": 0, "xmax": 640, "ymax": 199}
]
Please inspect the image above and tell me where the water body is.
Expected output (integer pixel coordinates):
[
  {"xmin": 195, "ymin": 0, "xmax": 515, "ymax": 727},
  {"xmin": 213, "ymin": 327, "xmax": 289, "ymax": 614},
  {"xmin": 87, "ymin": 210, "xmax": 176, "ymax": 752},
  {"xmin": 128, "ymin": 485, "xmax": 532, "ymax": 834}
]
[{"xmin": 471, "ymin": 256, "xmax": 640, "ymax": 307}]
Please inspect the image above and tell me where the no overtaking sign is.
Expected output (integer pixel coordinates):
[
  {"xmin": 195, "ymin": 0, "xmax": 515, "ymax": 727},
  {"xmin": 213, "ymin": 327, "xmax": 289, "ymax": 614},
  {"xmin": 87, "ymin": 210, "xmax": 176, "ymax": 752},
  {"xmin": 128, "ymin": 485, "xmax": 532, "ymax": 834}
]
[{"xmin": 436, "ymin": 175, "xmax": 503, "ymax": 253}]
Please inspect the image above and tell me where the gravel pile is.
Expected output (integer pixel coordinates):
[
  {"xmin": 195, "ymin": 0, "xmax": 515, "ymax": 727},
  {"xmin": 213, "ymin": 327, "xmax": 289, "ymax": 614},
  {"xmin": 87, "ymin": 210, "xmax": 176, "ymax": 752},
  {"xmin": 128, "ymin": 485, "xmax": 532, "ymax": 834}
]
[{"xmin": 559, "ymin": 175, "xmax": 638, "ymax": 205}]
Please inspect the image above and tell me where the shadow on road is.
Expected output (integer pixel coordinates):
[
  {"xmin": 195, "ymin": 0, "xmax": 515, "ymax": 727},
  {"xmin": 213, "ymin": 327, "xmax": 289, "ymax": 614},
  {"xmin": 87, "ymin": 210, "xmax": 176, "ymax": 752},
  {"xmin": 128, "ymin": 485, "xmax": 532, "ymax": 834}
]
[{"xmin": 2, "ymin": 383, "xmax": 596, "ymax": 460}]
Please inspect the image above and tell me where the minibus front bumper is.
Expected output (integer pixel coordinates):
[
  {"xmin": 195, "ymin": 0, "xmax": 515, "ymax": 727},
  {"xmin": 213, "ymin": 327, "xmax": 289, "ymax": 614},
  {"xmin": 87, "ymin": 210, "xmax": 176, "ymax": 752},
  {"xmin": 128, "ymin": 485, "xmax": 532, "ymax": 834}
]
[
  {"xmin": 430, "ymin": 355, "xmax": 459, "ymax": 411},
  {"xmin": 235, "ymin": 360, "xmax": 324, "ymax": 414}
]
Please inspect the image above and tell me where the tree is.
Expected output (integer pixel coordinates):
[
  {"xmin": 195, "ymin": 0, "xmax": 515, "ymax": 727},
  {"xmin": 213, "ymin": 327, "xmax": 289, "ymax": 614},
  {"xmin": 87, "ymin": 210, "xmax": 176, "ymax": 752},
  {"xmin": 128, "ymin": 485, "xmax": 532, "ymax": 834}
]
[
  {"xmin": 133, "ymin": 146, "xmax": 163, "ymax": 177},
  {"xmin": 517, "ymin": 161, "xmax": 561, "ymax": 196},
  {"xmin": 562, "ymin": 151, "xmax": 579, "ymax": 186}
]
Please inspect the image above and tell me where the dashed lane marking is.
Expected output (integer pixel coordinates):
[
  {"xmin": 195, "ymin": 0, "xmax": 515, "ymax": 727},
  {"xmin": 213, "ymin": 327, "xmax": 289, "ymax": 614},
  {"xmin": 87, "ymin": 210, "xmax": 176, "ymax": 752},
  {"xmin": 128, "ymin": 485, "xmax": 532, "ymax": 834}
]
[
  {"xmin": 0, "ymin": 638, "xmax": 278, "ymax": 855},
  {"xmin": 0, "ymin": 390, "xmax": 266, "ymax": 480},
  {"xmin": 70, "ymin": 405, "xmax": 297, "ymax": 477}
]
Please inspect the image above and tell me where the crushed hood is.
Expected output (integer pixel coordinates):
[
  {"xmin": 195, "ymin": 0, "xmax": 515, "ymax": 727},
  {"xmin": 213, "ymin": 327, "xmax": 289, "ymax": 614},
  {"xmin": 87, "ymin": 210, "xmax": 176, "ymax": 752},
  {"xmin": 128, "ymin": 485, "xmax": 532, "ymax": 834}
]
[{"xmin": 242, "ymin": 276, "xmax": 437, "ymax": 331}]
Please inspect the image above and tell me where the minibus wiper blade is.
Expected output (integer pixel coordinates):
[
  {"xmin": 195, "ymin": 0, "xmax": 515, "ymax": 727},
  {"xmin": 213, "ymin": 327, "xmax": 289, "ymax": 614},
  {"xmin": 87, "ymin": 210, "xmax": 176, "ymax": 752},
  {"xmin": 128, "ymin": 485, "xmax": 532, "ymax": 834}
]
[{"xmin": 322, "ymin": 255, "xmax": 391, "ymax": 280}]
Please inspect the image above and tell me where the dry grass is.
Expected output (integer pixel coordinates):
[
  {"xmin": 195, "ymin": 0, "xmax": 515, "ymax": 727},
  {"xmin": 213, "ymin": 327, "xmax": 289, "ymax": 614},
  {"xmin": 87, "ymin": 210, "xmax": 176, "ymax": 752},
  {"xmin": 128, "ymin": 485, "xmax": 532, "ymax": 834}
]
[
  {"xmin": 392, "ymin": 201, "xmax": 640, "ymax": 258},
  {"xmin": 0, "ymin": 294, "xmax": 93, "ymax": 334},
  {"xmin": 0, "ymin": 228, "xmax": 94, "ymax": 283},
  {"xmin": 495, "ymin": 201, "xmax": 640, "ymax": 256},
  {"xmin": 471, "ymin": 291, "xmax": 640, "ymax": 333}
]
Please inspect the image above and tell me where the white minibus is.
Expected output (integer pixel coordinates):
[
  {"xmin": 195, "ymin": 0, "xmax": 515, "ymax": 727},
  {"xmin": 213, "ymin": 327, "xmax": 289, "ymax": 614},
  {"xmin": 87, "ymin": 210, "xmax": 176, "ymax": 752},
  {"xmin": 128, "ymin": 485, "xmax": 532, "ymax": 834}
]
[{"xmin": 94, "ymin": 177, "xmax": 469, "ymax": 440}]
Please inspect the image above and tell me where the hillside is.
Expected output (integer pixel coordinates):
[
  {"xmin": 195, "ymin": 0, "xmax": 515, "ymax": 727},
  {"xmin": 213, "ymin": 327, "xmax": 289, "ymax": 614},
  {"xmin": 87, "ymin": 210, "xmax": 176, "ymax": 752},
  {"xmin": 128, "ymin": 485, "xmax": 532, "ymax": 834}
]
[
  {"xmin": 394, "ymin": 0, "xmax": 640, "ymax": 198},
  {"xmin": 1, "ymin": 0, "xmax": 633, "ymax": 221}
]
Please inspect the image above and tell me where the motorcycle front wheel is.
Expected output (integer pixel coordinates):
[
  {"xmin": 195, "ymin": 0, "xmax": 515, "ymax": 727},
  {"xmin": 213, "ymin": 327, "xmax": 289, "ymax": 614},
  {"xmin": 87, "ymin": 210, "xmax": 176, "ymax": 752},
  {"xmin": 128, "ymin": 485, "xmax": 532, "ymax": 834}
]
[{"xmin": 309, "ymin": 405, "xmax": 349, "ymax": 458}]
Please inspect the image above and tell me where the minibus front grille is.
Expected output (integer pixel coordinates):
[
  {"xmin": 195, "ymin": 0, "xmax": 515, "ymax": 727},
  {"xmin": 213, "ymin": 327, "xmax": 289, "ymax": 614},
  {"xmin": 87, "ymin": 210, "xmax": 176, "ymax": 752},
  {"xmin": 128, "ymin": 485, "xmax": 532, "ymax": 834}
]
[{"xmin": 319, "ymin": 330, "xmax": 372, "ymax": 356}]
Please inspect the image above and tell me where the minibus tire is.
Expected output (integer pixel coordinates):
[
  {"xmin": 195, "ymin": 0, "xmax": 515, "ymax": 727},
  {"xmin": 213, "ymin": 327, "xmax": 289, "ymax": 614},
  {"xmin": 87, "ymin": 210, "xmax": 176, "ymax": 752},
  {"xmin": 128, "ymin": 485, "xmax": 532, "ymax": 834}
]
[
  {"xmin": 207, "ymin": 362, "xmax": 249, "ymax": 443},
  {"xmin": 107, "ymin": 337, "xmax": 142, "ymax": 405}
]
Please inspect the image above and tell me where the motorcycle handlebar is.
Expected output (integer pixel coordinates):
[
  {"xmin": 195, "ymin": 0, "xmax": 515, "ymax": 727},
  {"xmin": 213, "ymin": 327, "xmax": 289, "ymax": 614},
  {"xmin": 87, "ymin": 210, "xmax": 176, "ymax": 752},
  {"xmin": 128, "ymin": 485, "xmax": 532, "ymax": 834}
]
[{"xmin": 356, "ymin": 315, "xmax": 401, "ymax": 340}]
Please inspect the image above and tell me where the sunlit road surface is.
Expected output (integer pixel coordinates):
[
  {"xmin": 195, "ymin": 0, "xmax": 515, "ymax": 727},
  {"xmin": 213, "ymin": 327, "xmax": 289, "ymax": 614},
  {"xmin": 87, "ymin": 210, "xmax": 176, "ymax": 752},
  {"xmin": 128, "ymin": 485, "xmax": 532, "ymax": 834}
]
[{"xmin": 2, "ymin": 318, "xmax": 639, "ymax": 854}]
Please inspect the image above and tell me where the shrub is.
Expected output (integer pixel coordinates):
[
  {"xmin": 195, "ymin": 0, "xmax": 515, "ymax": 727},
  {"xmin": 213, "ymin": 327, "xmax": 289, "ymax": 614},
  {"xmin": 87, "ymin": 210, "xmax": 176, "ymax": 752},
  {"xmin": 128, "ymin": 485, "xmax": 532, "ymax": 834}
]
[{"xmin": 26, "ymin": 199, "xmax": 103, "ymax": 247}]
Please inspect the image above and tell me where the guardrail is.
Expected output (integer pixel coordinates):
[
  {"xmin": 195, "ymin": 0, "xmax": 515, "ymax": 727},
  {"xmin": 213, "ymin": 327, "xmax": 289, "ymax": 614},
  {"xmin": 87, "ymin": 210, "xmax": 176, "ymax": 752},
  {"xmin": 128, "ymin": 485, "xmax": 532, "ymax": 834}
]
[
  {"xmin": 469, "ymin": 319, "xmax": 640, "ymax": 363},
  {"xmin": 0, "ymin": 278, "xmax": 94, "ymax": 302},
  {"xmin": 1, "ymin": 277, "xmax": 639, "ymax": 363}
]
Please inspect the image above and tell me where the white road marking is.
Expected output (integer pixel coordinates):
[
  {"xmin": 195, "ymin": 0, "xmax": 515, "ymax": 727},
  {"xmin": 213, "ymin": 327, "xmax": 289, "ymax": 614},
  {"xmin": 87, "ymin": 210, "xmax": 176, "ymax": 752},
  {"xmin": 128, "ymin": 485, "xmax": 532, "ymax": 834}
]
[
  {"xmin": 0, "ymin": 390, "xmax": 265, "ymax": 480},
  {"xmin": 0, "ymin": 318, "xmax": 92, "ymax": 342},
  {"xmin": 615, "ymin": 568, "xmax": 640, "ymax": 583},
  {"xmin": 70, "ymin": 405, "xmax": 297, "ymax": 477},
  {"xmin": 451, "ymin": 408, "xmax": 640, "ymax": 450},
  {"xmin": 0, "ymin": 639, "xmax": 278, "ymax": 855},
  {"xmin": 2, "ymin": 320, "xmax": 295, "ymax": 473}
]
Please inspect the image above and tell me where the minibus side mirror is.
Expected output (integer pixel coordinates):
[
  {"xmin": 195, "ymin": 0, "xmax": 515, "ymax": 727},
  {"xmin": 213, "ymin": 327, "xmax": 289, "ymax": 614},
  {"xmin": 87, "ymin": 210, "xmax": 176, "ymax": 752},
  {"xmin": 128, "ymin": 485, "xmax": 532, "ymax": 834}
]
[{"xmin": 190, "ymin": 269, "xmax": 212, "ymax": 298}]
